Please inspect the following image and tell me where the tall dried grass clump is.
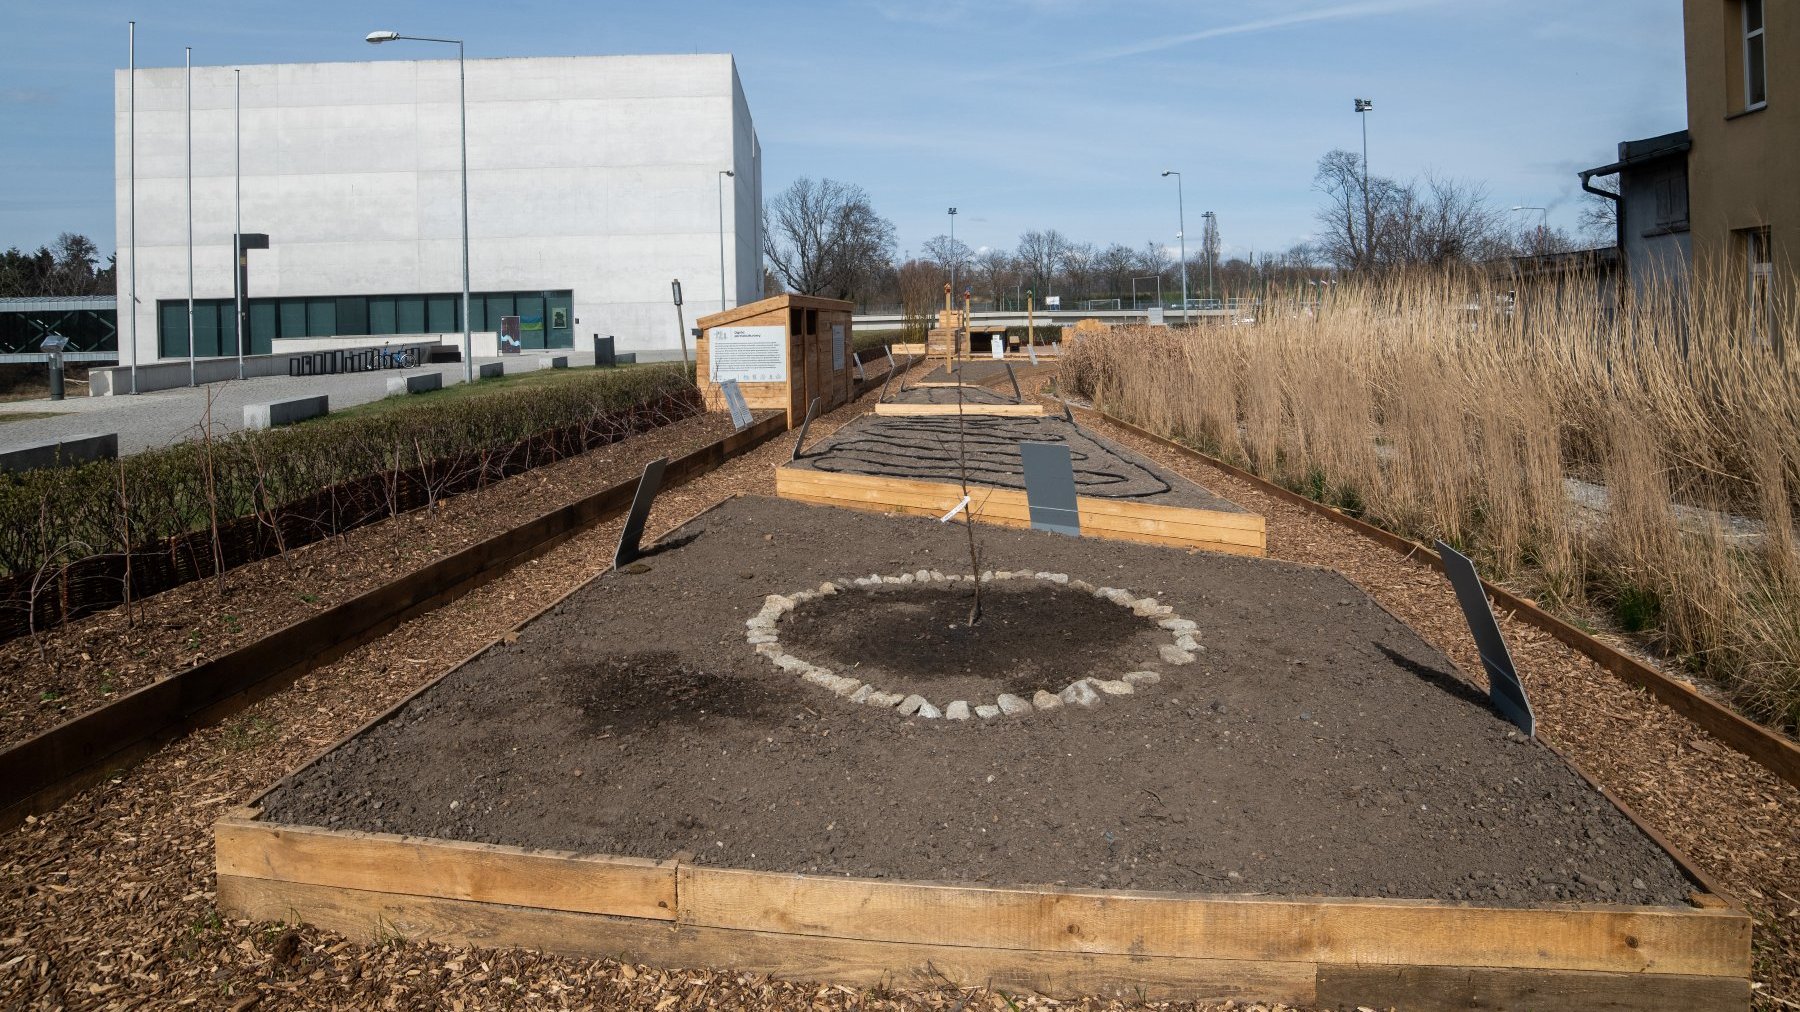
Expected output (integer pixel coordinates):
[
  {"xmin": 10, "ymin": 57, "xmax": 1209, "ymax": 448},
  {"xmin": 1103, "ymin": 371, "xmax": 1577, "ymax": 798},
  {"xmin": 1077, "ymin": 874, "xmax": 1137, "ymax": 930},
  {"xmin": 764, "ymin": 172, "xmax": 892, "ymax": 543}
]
[{"xmin": 1060, "ymin": 264, "xmax": 1800, "ymax": 732}]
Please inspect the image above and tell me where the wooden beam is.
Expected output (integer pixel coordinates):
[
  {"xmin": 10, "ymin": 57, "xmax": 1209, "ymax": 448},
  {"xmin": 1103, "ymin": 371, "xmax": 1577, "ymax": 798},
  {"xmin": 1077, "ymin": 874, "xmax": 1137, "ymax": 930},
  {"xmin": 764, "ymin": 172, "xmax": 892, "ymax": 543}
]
[
  {"xmin": 1313, "ymin": 963, "xmax": 1748, "ymax": 1012},
  {"xmin": 216, "ymin": 876, "xmax": 1319, "ymax": 1004},
  {"xmin": 873, "ymin": 402, "xmax": 1047, "ymax": 417},
  {"xmin": 216, "ymin": 814, "xmax": 676, "ymax": 920},
  {"xmin": 675, "ymin": 864, "xmax": 1749, "ymax": 978}
]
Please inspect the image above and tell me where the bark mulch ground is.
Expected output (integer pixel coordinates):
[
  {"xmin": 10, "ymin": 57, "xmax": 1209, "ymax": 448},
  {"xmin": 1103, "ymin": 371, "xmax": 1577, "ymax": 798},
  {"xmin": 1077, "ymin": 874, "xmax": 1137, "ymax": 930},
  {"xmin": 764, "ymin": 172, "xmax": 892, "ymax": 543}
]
[
  {"xmin": 1045, "ymin": 387, "xmax": 1800, "ymax": 1009},
  {"xmin": 0, "ymin": 411, "xmax": 739, "ymax": 751},
  {"xmin": 2, "ymin": 360, "xmax": 1789, "ymax": 1011}
]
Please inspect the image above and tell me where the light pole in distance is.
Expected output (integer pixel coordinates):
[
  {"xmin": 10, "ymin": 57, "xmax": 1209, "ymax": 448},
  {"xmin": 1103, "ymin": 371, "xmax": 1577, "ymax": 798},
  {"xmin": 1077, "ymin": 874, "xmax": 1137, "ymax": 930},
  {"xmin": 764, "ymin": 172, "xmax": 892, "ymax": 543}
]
[
  {"xmin": 367, "ymin": 30, "xmax": 472, "ymax": 382},
  {"xmin": 1354, "ymin": 98, "xmax": 1373, "ymax": 270},
  {"xmin": 1161, "ymin": 171, "xmax": 1187, "ymax": 325},
  {"xmin": 947, "ymin": 207, "xmax": 958, "ymax": 294},
  {"xmin": 1510, "ymin": 205, "xmax": 1549, "ymax": 253}
]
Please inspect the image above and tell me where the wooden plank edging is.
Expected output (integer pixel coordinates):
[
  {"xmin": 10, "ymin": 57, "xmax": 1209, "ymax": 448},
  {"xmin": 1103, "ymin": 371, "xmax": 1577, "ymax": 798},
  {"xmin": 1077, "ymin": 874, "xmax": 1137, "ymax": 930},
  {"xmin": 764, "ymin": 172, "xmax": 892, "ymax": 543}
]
[
  {"xmin": 0, "ymin": 413, "xmax": 788, "ymax": 830},
  {"xmin": 1078, "ymin": 407, "xmax": 1800, "ymax": 791}
]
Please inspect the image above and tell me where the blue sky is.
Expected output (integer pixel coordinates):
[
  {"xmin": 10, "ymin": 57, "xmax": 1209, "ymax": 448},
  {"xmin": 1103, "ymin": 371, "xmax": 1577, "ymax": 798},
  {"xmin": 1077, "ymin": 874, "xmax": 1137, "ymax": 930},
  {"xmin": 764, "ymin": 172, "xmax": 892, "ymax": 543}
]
[{"xmin": 0, "ymin": 0, "xmax": 1686, "ymax": 263}]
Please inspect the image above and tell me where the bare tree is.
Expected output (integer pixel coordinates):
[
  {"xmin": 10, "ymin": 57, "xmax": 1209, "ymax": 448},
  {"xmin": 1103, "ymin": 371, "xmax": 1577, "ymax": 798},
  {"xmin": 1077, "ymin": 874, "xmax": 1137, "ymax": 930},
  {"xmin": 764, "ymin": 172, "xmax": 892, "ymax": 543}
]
[
  {"xmin": 762, "ymin": 178, "xmax": 896, "ymax": 300},
  {"xmin": 1015, "ymin": 229, "xmax": 1069, "ymax": 299},
  {"xmin": 1058, "ymin": 241, "xmax": 1098, "ymax": 303},
  {"xmin": 974, "ymin": 247, "xmax": 1015, "ymax": 305},
  {"xmin": 1578, "ymin": 175, "xmax": 1620, "ymax": 246},
  {"xmin": 922, "ymin": 234, "xmax": 974, "ymax": 280},
  {"xmin": 1314, "ymin": 150, "xmax": 1510, "ymax": 271}
]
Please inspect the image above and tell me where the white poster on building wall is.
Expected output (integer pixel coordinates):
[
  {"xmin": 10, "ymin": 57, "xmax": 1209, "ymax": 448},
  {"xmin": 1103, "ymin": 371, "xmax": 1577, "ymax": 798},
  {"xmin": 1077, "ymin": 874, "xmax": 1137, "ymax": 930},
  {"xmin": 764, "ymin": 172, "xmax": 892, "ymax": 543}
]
[
  {"xmin": 831, "ymin": 323, "xmax": 846, "ymax": 371},
  {"xmin": 708, "ymin": 325, "xmax": 788, "ymax": 384}
]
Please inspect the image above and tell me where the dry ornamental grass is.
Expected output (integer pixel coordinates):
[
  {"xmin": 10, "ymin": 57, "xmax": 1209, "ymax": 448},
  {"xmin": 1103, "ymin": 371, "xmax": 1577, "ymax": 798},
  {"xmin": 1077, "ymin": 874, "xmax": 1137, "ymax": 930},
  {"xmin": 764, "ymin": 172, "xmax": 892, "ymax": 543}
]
[{"xmin": 1059, "ymin": 265, "xmax": 1800, "ymax": 733}]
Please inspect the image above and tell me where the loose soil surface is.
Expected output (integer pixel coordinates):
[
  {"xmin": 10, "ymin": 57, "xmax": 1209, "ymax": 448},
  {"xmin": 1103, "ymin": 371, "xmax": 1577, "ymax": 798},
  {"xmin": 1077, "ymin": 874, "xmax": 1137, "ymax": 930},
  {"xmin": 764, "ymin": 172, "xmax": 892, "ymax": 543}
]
[
  {"xmin": 792, "ymin": 414, "xmax": 1246, "ymax": 512},
  {"xmin": 885, "ymin": 384, "xmax": 1019, "ymax": 405},
  {"xmin": 782, "ymin": 583, "xmax": 1161, "ymax": 702},
  {"xmin": 261, "ymin": 495, "xmax": 1693, "ymax": 906},
  {"xmin": 919, "ymin": 360, "xmax": 1056, "ymax": 385}
]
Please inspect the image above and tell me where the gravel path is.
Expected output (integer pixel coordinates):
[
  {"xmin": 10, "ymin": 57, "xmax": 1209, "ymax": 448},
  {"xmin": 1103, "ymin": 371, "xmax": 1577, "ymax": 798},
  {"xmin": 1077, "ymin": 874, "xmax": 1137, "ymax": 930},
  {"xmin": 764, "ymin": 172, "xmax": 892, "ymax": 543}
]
[{"xmin": 0, "ymin": 352, "xmax": 600, "ymax": 456}]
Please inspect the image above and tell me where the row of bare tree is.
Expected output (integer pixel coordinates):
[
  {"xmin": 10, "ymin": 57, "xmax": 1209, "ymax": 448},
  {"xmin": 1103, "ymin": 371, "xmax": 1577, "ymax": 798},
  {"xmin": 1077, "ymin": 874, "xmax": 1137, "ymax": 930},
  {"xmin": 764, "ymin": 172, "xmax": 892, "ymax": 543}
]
[{"xmin": 752, "ymin": 154, "xmax": 1619, "ymax": 309}]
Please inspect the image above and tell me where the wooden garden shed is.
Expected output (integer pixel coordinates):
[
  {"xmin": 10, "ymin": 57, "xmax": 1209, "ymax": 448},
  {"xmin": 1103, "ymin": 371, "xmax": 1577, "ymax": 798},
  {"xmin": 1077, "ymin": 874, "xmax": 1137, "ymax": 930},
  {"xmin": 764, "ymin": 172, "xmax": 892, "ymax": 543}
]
[{"xmin": 695, "ymin": 294, "xmax": 855, "ymax": 428}]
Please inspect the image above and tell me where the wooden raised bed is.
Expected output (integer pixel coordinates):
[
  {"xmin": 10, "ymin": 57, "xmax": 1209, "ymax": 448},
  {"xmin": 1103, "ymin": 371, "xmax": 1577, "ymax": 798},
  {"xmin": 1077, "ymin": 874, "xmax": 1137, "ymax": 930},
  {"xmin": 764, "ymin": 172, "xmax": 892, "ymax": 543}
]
[
  {"xmin": 872, "ymin": 402, "xmax": 1047, "ymax": 417},
  {"xmin": 215, "ymin": 809, "xmax": 1749, "ymax": 1009},
  {"xmin": 774, "ymin": 467, "xmax": 1266, "ymax": 557},
  {"xmin": 214, "ymin": 494, "xmax": 1749, "ymax": 1010}
]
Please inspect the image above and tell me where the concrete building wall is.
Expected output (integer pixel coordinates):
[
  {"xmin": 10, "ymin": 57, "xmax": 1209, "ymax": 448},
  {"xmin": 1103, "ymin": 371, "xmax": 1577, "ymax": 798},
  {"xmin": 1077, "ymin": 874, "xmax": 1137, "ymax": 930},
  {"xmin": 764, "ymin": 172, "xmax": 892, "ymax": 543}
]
[
  {"xmin": 1684, "ymin": 0, "xmax": 1797, "ymax": 271},
  {"xmin": 114, "ymin": 53, "xmax": 760, "ymax": 365},
  {"xmin": 1618, "ymin": 155, "xmax": 1692, "ymax": 291}
]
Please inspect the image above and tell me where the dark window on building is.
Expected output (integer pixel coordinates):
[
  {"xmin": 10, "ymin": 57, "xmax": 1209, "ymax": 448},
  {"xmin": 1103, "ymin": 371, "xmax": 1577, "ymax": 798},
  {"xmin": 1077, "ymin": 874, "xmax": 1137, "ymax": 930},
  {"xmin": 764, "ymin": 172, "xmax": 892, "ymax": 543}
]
[
  {"xmin": 1745, "ymin": 0, "xmax": 1767, "ymax": 109},
  {"xmin": 426, "ymin": 295, "xmax": 457, "ymax": 333},
  {"xmin": 335, "ymin": 296, "xmax": 369, "ymax": 336}
]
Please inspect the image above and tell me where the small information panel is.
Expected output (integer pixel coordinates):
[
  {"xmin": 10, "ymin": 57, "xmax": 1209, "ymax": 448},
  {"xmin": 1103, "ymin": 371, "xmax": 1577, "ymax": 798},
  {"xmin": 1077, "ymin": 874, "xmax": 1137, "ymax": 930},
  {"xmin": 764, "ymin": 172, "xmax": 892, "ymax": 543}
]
[
  {"xmin": 1020, "ymin": 442, "xmax": 1081, "ymax": 537},
  {"xmin": 719, "ymin": 379, "xmax": 753, "ymax": 430},
  {"xmin": 1436, "ymin": 540, "xmax": 1535, "ymax": 736},
  {"xmin": 708, "ymin": 325, "xmax": 788, "ymax": 384},
  {"xmin": 991, "ymin": 336, "xmax": 1005, "ymax": 359},
  {"xmin": 832, "ymin": 323, "xmax": 846, "ymax": 371}
]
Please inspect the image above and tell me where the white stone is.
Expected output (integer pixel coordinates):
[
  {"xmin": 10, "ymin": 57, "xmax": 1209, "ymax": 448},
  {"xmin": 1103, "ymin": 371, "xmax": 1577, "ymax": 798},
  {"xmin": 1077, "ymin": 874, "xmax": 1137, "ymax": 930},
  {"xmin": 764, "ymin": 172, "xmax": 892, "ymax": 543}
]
[
  {"xmin": 1068, "ymin": 578, "xmax": 1095, "ymax": 592},
  {"xmin": 1059, "ymin": 680, "xmax": 1102, "ymax": 707},
  {"xmin": 829, "ymin": 676, "xmax": 864, "ymax": 697},
  {"xmin": 929, "ymin": 570, "xmax": 947, "ymax": 582},
  {"xmin": 789, "ymin": 589, "xmax": 816, "ymax": 603},
  {"xmin": 980, "ymin": 570, "xmax": 995, "ymax": 582},
  {"xmin": 916, "ymin": 702, "xmax": 943, "ymax": 719},
  {"xmin": 747, "ymin": 632, "xmax": 777, "ymax": 645},
  {"xmin": 898, "ymin": 573, "xmax": 915, "ymax": 584},
  {"xmin": 897, "ymin": 694, "xmax": 927, "ymax": 716},
  {"xmin": 849, "ymin": 684, "xmax": 874, "ymax": 704},
  {"xmin": 945, "ymin": 700, "xmax": 970, "ymax": 720},
  {"xmin": 753, "ymin": 642, "xmax": 782, "ymax": 657},
  {"xmin": 915, "ymin": 569, "xmax": 932, "ymax": 582},
  {"xmin": 764, "ymin": 594, "xmax": 796, "ymax": 612},
  {"xmin": 1175, "ymin": 633, "xmax": 1200, "ymax": 652},
  {"xmin": 771, "ymin": 653, "xmax": 811, "ymax": 673},
  {"xmin": 975, "ymin": 704, "xmax": 1002, "ymax": 719},
  {"xmin": 853, "ymin": 576, "xmax": 874, "ymax": 587},
  {"xmin": 1092, "ymin": 678, "xmax": 1135, "ymax": 696},
  {"xmin": 1130, "ymin": 597, "xmax": 1164, "ymax": 617},
  {"xmin": 1123, "ymin": 670, "xmax": 1162, "ymax": 686},
  {"xmin": 1032, "ymin": 690, "xmax": 1062, "ymax": 710},
  {"xmin": 865, "ymin": 691, "xmax": 905, "ymax": 708},
  {"xmin": 817, "ymin": 582, "xmax": 839, "ymax": 596},
  {"xmin": 1159, "ymin": 617, "xmax": 1197, "ymax": 632},
  {"xmin": 1159, "ymin": 644, "xmax": 1196, "ymax": 665},
  {"xmin": 996, "ymin": 693, "xmax": 1032, "ymax": 716},
  {"xmin": 1042, "ymin": 573, "xmax": 1070, "ymax": 584}
]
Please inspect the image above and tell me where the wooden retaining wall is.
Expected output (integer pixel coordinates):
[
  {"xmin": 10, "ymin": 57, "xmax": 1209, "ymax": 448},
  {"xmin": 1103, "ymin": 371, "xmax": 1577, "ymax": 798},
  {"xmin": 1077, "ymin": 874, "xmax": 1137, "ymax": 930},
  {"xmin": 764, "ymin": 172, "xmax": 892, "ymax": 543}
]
[
  {"xmin": 774, "ymin": 467, "xmax": 1266, "ymax": 557},
  {"xmin": 215, "ymin": 811, "xmax": 1750, "ymax": 1010}
]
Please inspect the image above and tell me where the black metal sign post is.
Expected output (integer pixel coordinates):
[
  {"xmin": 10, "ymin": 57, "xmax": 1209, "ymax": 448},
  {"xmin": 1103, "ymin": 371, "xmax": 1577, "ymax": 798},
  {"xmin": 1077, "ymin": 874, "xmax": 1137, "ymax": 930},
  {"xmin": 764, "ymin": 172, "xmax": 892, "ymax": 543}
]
[
  {"xmin": 613, "ymin": 458, "xmax": 669, "ymax": 570},
  {"xmin": 1020, "ymin": 442, "xmax": 1081, "ymax": 537},
  {"xmin": 790, "ymin": 396, "xmax": 822, "ymax": 461},
  {"xmin": 1004, "ymin": 362, "xmax": 1023, "ymax": 403},
  {"xmin": 1436, "ymin": 541, "xmax": 1535, "ymax": 736}
]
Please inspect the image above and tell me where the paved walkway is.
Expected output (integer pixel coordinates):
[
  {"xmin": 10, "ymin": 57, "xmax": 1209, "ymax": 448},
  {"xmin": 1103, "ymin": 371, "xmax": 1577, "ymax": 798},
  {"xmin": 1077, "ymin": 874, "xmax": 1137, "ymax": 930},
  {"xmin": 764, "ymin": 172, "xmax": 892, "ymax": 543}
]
[{"xmin": 0, "ymin": 353, "xmax": 600, "ymax": 456}]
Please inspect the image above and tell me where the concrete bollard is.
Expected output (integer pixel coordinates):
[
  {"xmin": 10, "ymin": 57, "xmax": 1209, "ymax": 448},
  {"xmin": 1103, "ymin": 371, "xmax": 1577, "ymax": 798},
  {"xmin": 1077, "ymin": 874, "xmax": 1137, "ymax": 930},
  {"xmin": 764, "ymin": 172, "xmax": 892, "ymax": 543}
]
[
  {"xmin": 477, "ymin": 362, "xmax": 504, "ymax": 380},
  {"xmin": 538, "ymin": 355, "xmax": 569, "ymax": 370},
  {"xmin": 386, "ymin": 372, "xmax": 444, "ymax": 396},
  {"xmin": 244, "ymin": 395, "xmax": 329, "ymax": 431}
]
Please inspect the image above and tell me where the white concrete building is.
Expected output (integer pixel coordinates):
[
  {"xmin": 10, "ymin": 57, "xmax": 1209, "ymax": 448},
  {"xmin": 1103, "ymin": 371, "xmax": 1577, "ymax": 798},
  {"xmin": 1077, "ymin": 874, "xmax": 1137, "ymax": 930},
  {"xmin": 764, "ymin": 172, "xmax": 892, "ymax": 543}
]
[{"xmin": 113, "ymin": 53, "xmax": 762, "ymax": 364}]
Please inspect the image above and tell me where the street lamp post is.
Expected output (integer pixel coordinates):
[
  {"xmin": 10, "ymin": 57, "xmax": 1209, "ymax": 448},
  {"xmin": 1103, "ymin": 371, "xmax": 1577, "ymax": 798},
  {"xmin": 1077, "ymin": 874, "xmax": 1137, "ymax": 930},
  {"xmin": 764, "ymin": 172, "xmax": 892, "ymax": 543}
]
[
  {"xmin": 1510, "ymin": 205, "xmax": 1549, "ymax": 253},
  {"xmin": 367, "ymin": 30, "xmax": 471, "ymax": 382},
  {"xmin": 1354, "ymin": 98, "xmax": 1373, "ymax": 270},
  {"xmin": 185, "ymin": 47, "xmax": 195, "ymax": 388},
  {"xmin": 1201, "ymin": 210, "xmax": 1216, "ymax": 302},
  {"xmin": 718, "ymin": 169, "xmax": 735, "ymax": 311},
  {"xmin": 1161, "ymin": 171, "xmax": 1187, "ymax": 325},
  {"xmin": 947, "ymin": 207, "xmax": 958, "ymax": 293}
]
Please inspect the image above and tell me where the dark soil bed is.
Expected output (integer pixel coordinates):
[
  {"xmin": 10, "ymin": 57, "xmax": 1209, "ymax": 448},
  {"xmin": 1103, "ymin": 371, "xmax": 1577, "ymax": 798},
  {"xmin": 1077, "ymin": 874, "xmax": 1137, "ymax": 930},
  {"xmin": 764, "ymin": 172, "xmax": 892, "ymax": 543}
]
[
  {"xmin": 885, "ymin": 385, "xmax": 1018, "ymax": 405},
  {"xmin": 260, "ymin": 495, "xmax": 1694, "ymax": 907},
  {"xmin": 919, "ymin": 360, "xmax": 1054, "ymax": 385},
  {"xmin": 791, "ymin": 414, "xmax": 1246, "ymax": 512}
]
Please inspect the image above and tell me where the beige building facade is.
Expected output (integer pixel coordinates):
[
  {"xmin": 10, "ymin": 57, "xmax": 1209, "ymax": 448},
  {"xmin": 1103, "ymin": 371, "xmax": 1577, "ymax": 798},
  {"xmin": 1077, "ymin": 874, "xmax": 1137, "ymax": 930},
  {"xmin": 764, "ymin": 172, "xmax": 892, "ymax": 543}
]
[{"xmin": 1684, "ymin": 0, "xmax": 1792, "ymax": 281}]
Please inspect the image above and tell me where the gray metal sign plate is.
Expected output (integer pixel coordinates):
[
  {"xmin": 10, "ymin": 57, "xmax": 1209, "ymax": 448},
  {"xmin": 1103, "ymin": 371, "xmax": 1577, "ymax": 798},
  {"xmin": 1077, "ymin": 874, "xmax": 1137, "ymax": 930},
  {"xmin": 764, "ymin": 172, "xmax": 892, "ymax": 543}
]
[
  {"xmin": 612, "ymin": 457, "xmax": 669, "ymax": 570},
  {"xmin": 790, "ymin": 396, "xmax": 822, "ymax": 461},
  {"xmin": 1020, "ymin": 441, "xmax": 1081, "ymax": 537},
  {"xmin": 719, "ymin": 379, "xmax": 752, "ymax": 431},
  {"xmin": 1436, "ymin": 540, "xmax": 1535, "ymax": 736}
]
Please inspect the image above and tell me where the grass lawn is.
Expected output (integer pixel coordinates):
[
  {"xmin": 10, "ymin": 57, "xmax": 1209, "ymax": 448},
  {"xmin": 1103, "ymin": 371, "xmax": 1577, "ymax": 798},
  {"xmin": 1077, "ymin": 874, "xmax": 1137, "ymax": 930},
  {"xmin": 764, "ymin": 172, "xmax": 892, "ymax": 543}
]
[{"xmin": 0, "ymin": 411, "xmax": 68, "ymax": 425}]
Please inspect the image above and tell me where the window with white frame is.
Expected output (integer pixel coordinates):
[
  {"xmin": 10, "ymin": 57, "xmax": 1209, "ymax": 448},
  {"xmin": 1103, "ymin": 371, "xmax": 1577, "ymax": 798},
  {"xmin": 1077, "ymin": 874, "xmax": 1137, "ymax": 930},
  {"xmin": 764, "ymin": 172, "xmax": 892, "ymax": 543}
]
[
  {"xmin": 1744, "ymin": 0, "xmax": 1767, "ymax": 109},
  {"xmin": 1740, "ymin": 225, "xmax": 1774, "ymax": 345}
]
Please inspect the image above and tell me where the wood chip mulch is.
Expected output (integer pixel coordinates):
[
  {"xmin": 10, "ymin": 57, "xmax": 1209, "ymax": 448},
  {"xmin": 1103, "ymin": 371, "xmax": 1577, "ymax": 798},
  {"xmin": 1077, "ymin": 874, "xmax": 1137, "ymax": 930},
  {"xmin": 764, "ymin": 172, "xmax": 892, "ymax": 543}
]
[{"xmin": 3, "ymin": 364, "xmax": 1790, "ymax": 1011}]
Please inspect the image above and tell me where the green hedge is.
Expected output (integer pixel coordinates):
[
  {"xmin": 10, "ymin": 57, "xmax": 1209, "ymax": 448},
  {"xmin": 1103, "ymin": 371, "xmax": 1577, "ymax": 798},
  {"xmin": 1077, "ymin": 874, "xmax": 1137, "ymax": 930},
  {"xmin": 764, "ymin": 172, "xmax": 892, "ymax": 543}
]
[{"xmin": 0, "ymin": 365, "xmax": 693, "ymax": 580}]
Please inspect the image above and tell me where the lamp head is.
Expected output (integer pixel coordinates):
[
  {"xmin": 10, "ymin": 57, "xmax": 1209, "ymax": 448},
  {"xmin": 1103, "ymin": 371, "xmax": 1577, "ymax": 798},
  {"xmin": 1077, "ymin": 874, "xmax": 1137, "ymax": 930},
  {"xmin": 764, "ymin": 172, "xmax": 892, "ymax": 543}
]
[
  {"xmin": 366, "ymin": 30, "xmax": 400, "ymax": 44},
  {"xmin": 722, "ymin": 169, "xmax": 735, "ymax": 177},
  {"xmin": 1354, "ymin": 98, "xmax": 1373, "ymax": 112},
  {"xmin": 1161, "ymin": 170, "xmax": 1173, "ymax": 177}
]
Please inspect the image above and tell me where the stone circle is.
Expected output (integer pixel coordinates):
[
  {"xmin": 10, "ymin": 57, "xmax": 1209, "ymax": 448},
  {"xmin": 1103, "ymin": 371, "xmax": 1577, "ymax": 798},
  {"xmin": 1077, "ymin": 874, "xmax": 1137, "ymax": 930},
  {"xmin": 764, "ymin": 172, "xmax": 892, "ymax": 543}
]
[{"xmin": 744, "ymin": 570, "xmax": 1200, "ymax": 720}]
